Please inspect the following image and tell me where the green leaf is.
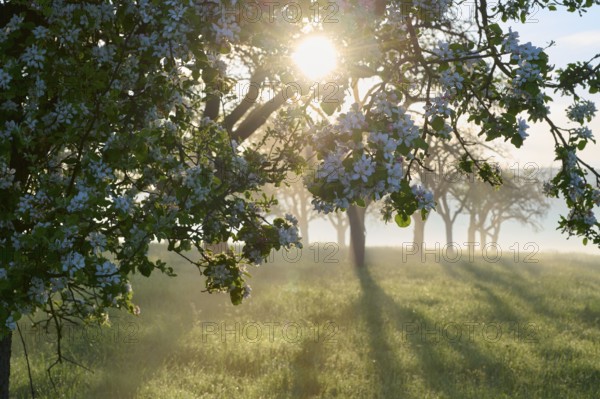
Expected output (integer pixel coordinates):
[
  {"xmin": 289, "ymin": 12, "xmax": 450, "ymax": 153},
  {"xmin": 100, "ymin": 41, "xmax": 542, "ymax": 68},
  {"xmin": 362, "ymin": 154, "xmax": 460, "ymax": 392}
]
[
  {"xmin": 583, "ymin": 237, "xmax": 588, "ymax": 246},
  {"xmin": 356, "ymin": 198, "xmax": 366, "ymax": 207},
  {"xmin": 459, "ymin": 156, "xmax": 474, "ymax": 174},
  {"xmin": 430, "ymin": 116, "xmax": 445, "ymax": 131},
  {"xmin": 321, "ymin": 101, "xmax": 338, "ymax": 116},
  {"xmin": 488, "ymin": 23, "xmax": 502, "ymax": 37},
  {"xmin": 138, "ymin": 261, "xmax": 154, "ymax": 277},
  {"xmin": 395, "ymin": 213, "xmax": 411, "ymax": 228},
  {"xmin": 577, "ymin": 140, "xmax": 587, "ymax": 150}
]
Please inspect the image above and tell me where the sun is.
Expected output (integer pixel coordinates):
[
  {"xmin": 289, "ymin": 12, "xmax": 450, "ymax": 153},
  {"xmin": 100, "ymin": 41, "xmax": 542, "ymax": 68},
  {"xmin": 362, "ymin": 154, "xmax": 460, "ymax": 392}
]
[{"xmin": 292, "ymin": 36, "xmax": 337, "ymax": 81}]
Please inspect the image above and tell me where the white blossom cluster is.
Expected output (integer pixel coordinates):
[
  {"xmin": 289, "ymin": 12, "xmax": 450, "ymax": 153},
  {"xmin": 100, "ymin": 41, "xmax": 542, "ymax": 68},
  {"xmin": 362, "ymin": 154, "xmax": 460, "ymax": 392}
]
[
  {"xmin": 212, "ymin": 14, "xmax": 241, "ymax": 45},
  {"xmin": 517, "ymin": 118, "xmax": 529, "ymax": 140},
  {"xmin": 208, "ymin": 264, "xmax": 231, "ymax": 285},
  {"xmin": 96, "ymin": 261, "xmax": 121, "ymax": 288},
  {"xmin": 278, "ymin": 214, "xmax": 301, "ymax": 247},
  {"xmin": 0, "ymin": 0, "xmax": 282, "ymax": 336},
  {"xmin": 28, "ymin": 277, "xmax": 49, "ymax": 304},
  {"xmin": 310, "ymin": 95, "xmax": 422, "ymax": 213},
  {"xmin": 502, "ymin": 28, "xmax": 546, "ymax": 108},
  {"xmin": 182, "ymin": 165, "xmax": 211, "ymax": 203},
  {"xmin": 411, "ymin": 185, "xmax": 435, "ymax": 212},
  {"xmin": 0, "ymin": 160, "xmax": 15, "ymax": 189},
  {"xmin": 572, "ymin": 127, "xmax": 593, "ymax": 140},
  {"xmin": 567, "ymin": 100, "xmax": 597, "ymax": 124},
  {"xmin": 432, "ymin": 41, "xmax": 455, "ymax": 61},
  {"xmin": 439, "ymin": 69, "xmax": 464, "ymax": 96},
  {"xmin": 62, "ymin": 251, "xmax": 86, "ymax": 278},
  {"xmin": 67, "ymin": 185, "xmax": 92, "ymax": 213},
  {"xmin": 567, "ymin": 208, "xmax": 597, "ymax": 228}
]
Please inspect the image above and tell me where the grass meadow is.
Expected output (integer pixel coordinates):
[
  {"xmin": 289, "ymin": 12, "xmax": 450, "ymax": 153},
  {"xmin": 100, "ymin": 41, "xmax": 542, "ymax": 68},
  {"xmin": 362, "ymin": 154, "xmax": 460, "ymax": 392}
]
[{"xmin": 9, "ymin": 245, "xmax": 600, "ymax": 398}]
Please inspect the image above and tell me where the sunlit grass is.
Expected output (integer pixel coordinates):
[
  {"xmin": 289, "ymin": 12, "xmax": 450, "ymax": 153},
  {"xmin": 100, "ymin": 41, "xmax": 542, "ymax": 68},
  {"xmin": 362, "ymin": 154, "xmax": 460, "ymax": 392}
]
[{"xmin": 10, "ymin": 246, "xmax": 600, "ymax": 398}]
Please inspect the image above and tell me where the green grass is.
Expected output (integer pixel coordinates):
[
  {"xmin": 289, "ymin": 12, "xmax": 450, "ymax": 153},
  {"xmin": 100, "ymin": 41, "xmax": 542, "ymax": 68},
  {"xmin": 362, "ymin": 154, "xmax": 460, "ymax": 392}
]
[{"xmin": 9, "ymin": 246, "xmax": 600, "ymax": 398}]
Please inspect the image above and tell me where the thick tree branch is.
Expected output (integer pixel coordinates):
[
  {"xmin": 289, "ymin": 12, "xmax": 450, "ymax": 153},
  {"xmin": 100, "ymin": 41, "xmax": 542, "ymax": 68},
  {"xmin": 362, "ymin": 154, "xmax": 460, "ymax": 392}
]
[{"xmin": 223, "ymin": 68, "xmax": 267, "ymax": 132}]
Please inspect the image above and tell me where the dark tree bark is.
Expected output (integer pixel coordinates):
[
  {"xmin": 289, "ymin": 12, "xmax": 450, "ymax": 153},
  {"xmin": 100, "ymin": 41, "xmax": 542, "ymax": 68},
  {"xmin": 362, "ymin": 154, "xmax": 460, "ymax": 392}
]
[
  {"xmin": 347, "ymin": 205, "xmax": 366, "ymax": 268},
  {"xmin": 0, "ymin": 333, "xmax": 11, "ymax": 399}
]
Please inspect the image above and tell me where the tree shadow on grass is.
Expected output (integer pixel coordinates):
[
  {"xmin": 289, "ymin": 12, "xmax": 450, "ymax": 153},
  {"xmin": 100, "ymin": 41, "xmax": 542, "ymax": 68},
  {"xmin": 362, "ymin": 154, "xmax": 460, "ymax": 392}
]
[
  {"xmin": 288, "ymin": 339, "xmax": 327, "ymax": 398},
  {"xmin": 355, "ymin": 266, "xmax": 410, "ymax": 399},
  {"xmin": 443, "ymin": 259, "xmax": 562, "ymax": 321},
  {"xmin": 356, "ymin": 265, "xmax": 520, "ymax": 399}
]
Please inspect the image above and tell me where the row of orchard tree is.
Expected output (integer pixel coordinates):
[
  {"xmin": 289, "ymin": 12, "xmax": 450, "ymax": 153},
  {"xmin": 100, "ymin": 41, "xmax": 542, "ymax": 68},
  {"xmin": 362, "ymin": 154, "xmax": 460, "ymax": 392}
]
[{"xmin": 267, "ymin": 133, "xmax": 550, "ymax": 253}]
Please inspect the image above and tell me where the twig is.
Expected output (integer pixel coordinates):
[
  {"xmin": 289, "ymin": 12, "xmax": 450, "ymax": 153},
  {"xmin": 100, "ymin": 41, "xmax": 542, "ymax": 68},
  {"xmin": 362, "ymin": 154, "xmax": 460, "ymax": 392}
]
[{"xmin": 16, "ymin": 323, "xmax": 35, "ymax": 398}]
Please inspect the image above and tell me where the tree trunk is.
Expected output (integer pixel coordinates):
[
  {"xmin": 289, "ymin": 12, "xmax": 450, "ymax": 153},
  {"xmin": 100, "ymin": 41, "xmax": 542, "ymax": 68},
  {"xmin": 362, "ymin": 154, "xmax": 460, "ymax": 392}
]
[
  {"xmin": 298, "ymin": 218, "xmax": 309, "ymax": 246},
  {"xmin": 491, "ymin": 225, "xmax": 501, "ymax": 244},
  {"xmin": 412, "ymin": 213, "xmax": 425, "ymax": 254},
  {"xmin": 0, "ymin": 332, "xmax": 11, "ymax": 399},
  {"xmin": 336, "ymin": 223, "xmax": 346, "ymax": 248},
  {"xmin": 347, "ymin": 205, "xmax": 366, "ymax": 268},
  {"xmin": 479, "ymin": 228, "xmax": 487, "ymax": 248},
  {"xmin": 444, "ymin": 217, "xmax": 454, "ymax": 245},
  {"xmin": 443, "ymin": 216, "xmax": 454, "ymax": 252},
  {"xmin": 298, "ymin": 187, "xmax": 310, "ymax": 245},
  {"xmin": 467, "ymin": 212, "xmax": 477, "ymax": 253}
]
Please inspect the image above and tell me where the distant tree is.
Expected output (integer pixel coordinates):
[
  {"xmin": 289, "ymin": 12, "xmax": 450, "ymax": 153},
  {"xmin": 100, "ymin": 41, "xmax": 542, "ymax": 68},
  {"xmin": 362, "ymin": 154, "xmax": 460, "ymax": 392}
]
[
  {"xmin": 327, "ymin": 211, "xmax": 350, "ymax": 248},
  {"xmin": 268, "ymin": 173, "xmax": 319, "ymax": 244},
  {"xmin": 462, "ymin": 170, "xmax": 550, "ymax": 247}
]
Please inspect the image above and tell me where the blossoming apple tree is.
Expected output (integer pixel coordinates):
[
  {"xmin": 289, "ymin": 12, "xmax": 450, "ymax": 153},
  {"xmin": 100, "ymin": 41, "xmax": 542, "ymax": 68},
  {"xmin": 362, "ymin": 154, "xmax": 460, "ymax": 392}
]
[{"xmin": 1, "ymin": 0, "xmax": 599, "ymax": 396}]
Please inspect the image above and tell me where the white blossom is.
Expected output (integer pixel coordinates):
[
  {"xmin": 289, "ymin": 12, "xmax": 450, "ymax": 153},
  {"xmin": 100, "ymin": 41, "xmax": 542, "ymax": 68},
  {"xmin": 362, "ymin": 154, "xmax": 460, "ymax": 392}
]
[
  {"xmin": 21, "ymin": 45, "xmax": 46, "ymax": 69},
  {"xmin": 573, "ymin": 127, "xmax": 593, "ymax": 140},
  {"xmin": 278, "ymin": 225, "xmax": 300, "ymax": 246},
  {"xmin": 212, "ymin": 15, "xmax": 240, "ymax": 45},
  {"xmin": 567, "ymin": 101, "xmax": 596, "ymax": 124},
  {"xmin": 0, "ymin": 68, "xmax": 12, "ymax": 89},
  {"xmin": 517, "ymin": 117, "xmax": 529, "ymax": 140},
  {"xmin": 0, "ymin": 161, "xmax": 15, "ymax": 189},
  {"xmin": 113, "ymin": 195, "xmax": 133, "ymax": 214},
  {"xmin": 338, "ymin": 103, "xmax": 366, "ymax": 132},
  {"xmin": 96, "ymin": 261, "xmax": 120, "ymax": 287},
  {"xmin": 5, "ymin": 315, "xmax": 16, "ymax": 331},
  {"xmin": 32, "ymin": 26, "xmax": 49, "ymax": 39},
  {"xmin": 411, "ymin": 185, "xmax": 435, "ymax": 212},
  {"xmin": 28, "ymin": 277, "xmax": 49, "ymax": 304},
  {"xmin": 87, "ymin": 231, "xmax": 107, "ymax": 254},
  {"xmin": 62, "ymin": 251, "xmax": 86, "ymax": 278},
  {"xmin": 352, "ymin": 154, "xmax": 376, "ymax": 182},
  {"xmin": 439, "ymin": 69, "xmax": 464, "ymax": 94},
  {"xmin": 432, "ymin": 41, "xmax": 454, "ymax": 60},
  {"xmin": 210, "ymin": 264, "xmax": 231, "ymax": 285},
  {"xmin": 67, "ymin": 186, "xmax": 90, "ymax": 212},
  {"xmin": 284, "ymin": 213, "xmax": 298, "ymax": 225},
  {"xmin": 242, "ymin": 284, "xmax": 252, "ymax": 299},
  {"xmin": 316, "ymin": 149, "xmax": 347, "ymax": 182},
  {"xmin": 88, "ymin": 159, "xmax": 113, "ymax": 182}
]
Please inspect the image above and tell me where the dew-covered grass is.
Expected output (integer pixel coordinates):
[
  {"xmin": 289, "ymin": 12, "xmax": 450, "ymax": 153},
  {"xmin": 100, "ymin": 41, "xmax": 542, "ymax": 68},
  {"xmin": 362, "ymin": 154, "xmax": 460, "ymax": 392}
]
[{"xmin": 10, "ymin": 245, "xmax": 600, "ymax": 398}]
